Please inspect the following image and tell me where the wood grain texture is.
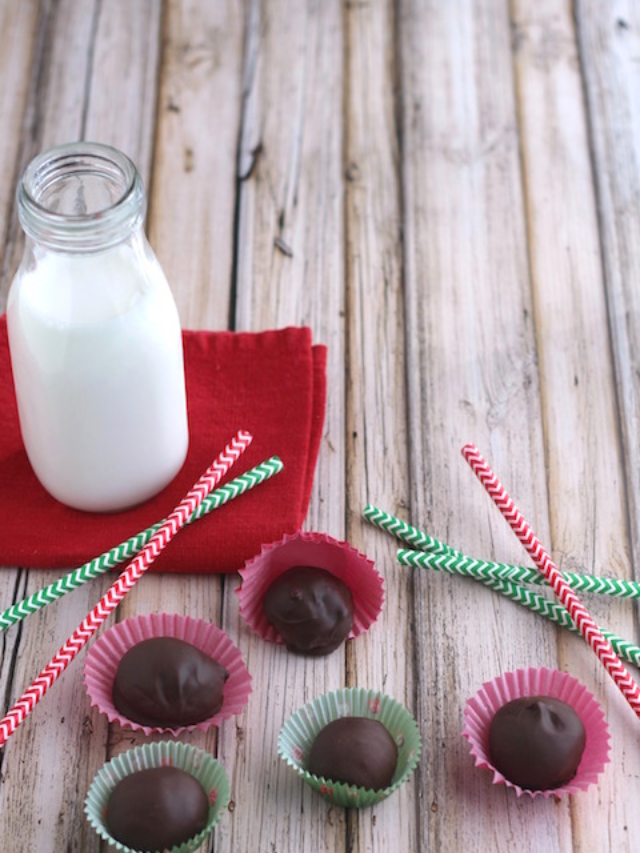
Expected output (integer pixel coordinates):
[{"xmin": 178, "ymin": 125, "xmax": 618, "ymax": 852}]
[
  {"xmin": 0, "ymin": 0, "xmax": 95, "ymax": 299},
  {"xmin": 105, "ymin": 17, "xmax": 246, "ymax": 848},
  {"xmin": 0, "ymin": 3, "xmax": 165, "ymax": 851},
  {"xmin": 115, "ymin": 0, "xmax": 246, "ymax": 627},
  {"xmin": 83, "ymin": 0, "xmax": 163, "ymax": 181},
  {"xmin": 513, "ymin": 1, "xmax": 640, "ymax": 849},
  {"xmin": 148, "ymin": 0, "xmax": 245, "ymax": 329},
  {"xmin": 344, "ymin": 1, "xmax": 417, "ymax": 850},
  {"xmin": 0, "ymin": 0, "xmax": 40, "ymax": 289},
  {"xmin": 576, "ymin": 4, "xmax": 640, "ymax": 564},
  {"xmin": 0, "ymin": 571, "xmax": 110, "ymax": 853},
  {"xmin": 219, "ymin": 2, "xmax": 347, "ymax": 851},
  {"xmin": 1, "ymin": 0, "xmax": 639, "ymax": 849},
  {"xmin": 0, "ymin": 3, "xmax": 106, "ymax": 848},
  {"xmin": 399, "ymin": 1, "xmax": 565, "ymax": 850},
  {"xmin": 0, "ymin": 2, "xmax": 41, "ymax": 814}
]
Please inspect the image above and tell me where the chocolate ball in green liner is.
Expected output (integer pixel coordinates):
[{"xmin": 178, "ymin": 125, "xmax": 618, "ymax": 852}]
[
  {"xmin": 488, "ymin": 696, "xmax": 586, "ymax": 790},
  {"xmin": 106, "ymin": 766, "xmax": 209, "ymax": 851},
  {"xmin": 308, "ymin": 717, "xmax": 398, "ymax": 790}
]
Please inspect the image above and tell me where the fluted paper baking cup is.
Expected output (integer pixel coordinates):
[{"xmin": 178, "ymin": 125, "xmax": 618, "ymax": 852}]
[
  {"xmin": 85, "ymin": 741, "xmax": 229, "ymax": 853},
  {"xmin": 237, "ymin": 531, "xmax": 384, "ymax": 647},
  {"xmin": 278, "ymin": 687, "xmax": 421, "ymax": 808},
  {"xmin": 462, "ymin": 666, "xmax": 610, "ymax": 798},
  {"xmin": 84, "ymin": 613, "xmax": 252, "ymax": 735}
]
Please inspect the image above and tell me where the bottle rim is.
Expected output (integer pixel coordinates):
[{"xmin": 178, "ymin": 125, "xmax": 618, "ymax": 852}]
[{"xmin": 17, "ymin": 142, "xmax": 146, "ymax": 252}]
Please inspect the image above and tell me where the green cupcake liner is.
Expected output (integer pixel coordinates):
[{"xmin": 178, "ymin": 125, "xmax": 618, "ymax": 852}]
[
  {"xmin": 278, "ymin": 687, "xmax": 421, "ymax": 808},
  {"xmin": 85, "ymin": 741, "xmax": 230, "ymax": 853}
]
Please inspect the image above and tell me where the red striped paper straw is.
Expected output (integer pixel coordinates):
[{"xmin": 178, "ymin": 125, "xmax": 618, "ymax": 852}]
[
  {"xmin": 0, "ymin": 429, "xmax": 253, "ymax": 748},
  {"xmin": 461, "ymin": 442, "xmax": 640, "ymax": 719}
]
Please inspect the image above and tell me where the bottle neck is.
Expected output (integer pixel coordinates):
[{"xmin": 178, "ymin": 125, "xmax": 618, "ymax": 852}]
[{"xmin": 17, "ymin": 142, "xmax": 146, "ymax": 254}]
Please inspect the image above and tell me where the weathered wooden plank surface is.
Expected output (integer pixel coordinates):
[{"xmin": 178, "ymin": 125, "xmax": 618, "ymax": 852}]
[
  {"xmin": 148, "ymin": 0, "xmax": 245, "ymax": 329},
  {"xmin": 399, "ymin": 1, "xmax": 564, "ymax": 850},
  {"xmin": 107, "ymin": 7, "xmax": 246, "ymax": 853},
  {"xmin": 1, "ymin": 0, "xmax": 640, "ymax": 851},
  {"xmin": 576, "ymin": 2, "xmax": 640, "ymax": 568},
  {"xmin": 222, "ymin": 2, "xmax": 348, "ymax": 851},
  {"xmin": 0, "ymin": 3, "xmax": 165, "ymax": 852},
  {"xmin": 514, "ymin": 2, "xmax": 640, "ymax": 849},
  {"xmin": 0, "ymin": 3, "xmax": 41, "ymax": 840},
  {"xmin": 344, "ymin": 1, "xmax": 417, "ymax": 851},
  {"xmin": 0, "ymin": 0, "xmax": 39, "ymax": 264}
]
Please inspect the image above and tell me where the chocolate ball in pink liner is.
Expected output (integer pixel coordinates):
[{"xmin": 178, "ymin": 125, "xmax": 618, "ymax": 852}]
[
  {"xmin": 262, "ymin": 565, "xmax": 354, "ymax": 655},
  {"xmin": 112, "ymin": 636, "xmax": 229, "ymax": 728},
  {"xmin": 488, "ymin": 695, "xmax": 586, "ymax": 791},
  {"xmin": 238, "ymin": 531, "xmax": 385, "ymax": 650}
]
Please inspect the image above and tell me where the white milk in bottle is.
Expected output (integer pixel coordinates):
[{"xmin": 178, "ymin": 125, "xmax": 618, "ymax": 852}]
[{"xmin": 7, "ymin": 143, "xmax": 189, "ymax": 512}]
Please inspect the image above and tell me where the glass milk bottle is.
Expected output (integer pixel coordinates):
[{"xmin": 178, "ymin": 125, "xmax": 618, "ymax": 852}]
[{"xmin": 6, "ymin": 142, "xmax": 189, "ymax": 512}]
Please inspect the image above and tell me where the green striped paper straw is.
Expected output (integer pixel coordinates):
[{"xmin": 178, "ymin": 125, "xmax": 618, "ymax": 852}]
[
  {"xmin": 397, "ymin": 547, "xmax": 640, "ymax": 669},
  {"xmin": 363, "ymin": 504, "xmax": 447, "ymax": 554},
  {"xmin": 1, "ymin": 456, "xmax": 284, "ymax": 631},
  {"xmin": 363, "ymin": 504, "xmax": 640, "ymax": 599},
  {"xmin": 364, "ymin": 504, "xmax": 640, "ymax": 667},
  {"xmin": 403, "ymin": 546, "xmax": 640, "ymax": 600}
]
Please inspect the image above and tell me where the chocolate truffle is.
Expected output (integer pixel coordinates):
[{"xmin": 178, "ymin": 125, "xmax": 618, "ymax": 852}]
[
  {"xmin": 106, "ymin": 766, "xmax": 209, "ymax": 851},
  {"xmin": 488, "ymin": 695, "xmax": 586, "ymax": 790},
  {"xmin": 112, "ymin": 636, "xmax": 229, "ymax": 727},
  {"xmin": 262, "ymin": 565, "xmax": 354, "ymax": 656},
  {"xmin": 308, "ymin": 717, "xmax": 398, "ymax": 790}
]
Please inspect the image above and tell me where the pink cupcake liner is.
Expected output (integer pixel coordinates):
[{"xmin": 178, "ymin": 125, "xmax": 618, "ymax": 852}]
[
  {"xmin": 462, "ymin": 666, "xmax": 610, "ymax": 799},
  {"xmin": 236, "ymin": 531, "xmax": 384, "ymax": 646},
  {"xmin": 84, "ymin": 613, "xmax": 252, "ymax": 735}
]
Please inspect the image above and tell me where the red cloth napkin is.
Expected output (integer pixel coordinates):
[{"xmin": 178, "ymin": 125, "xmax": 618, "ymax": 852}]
[{"xmin": 0, "ymin": 315, "xmax": 326, "ymax": 573}]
